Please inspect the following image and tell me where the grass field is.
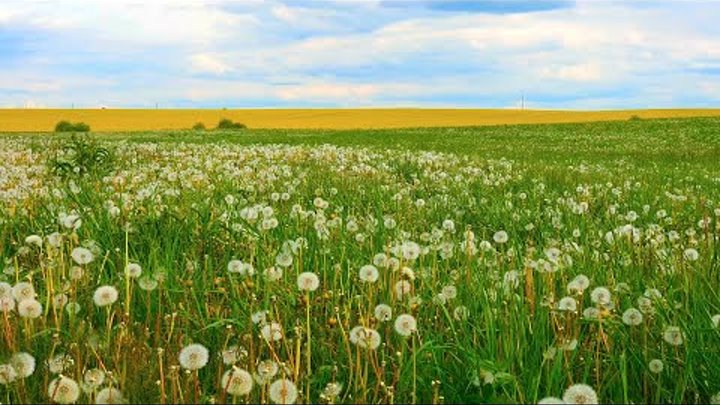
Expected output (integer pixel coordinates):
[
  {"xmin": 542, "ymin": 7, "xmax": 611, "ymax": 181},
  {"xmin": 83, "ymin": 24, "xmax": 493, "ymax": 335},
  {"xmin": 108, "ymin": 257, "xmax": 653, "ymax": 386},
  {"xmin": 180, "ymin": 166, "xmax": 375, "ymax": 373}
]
[
  {"xmin": 2, "ymin": 108, "xmax": 720, "ymax": 131},
  {"xmin": 1, "ymin": 117, "xmax": 719, "ymax": 404}
]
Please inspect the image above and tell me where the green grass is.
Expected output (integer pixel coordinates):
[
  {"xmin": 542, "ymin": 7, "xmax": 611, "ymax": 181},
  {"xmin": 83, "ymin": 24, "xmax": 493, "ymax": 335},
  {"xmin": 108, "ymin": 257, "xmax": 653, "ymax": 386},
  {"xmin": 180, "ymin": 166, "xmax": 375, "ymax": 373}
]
[{"xmin": 0, "ymin": 117, "xmax": 719, "ymax": 404}]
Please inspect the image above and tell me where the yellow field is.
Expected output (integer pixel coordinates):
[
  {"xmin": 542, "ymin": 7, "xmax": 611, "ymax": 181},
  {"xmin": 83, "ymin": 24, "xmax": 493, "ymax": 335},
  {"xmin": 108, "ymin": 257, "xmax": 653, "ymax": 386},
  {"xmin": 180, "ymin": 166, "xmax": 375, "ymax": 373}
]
[{"xmin": 1, "ymin": 108, "xmax": 720, "ymax": 131}]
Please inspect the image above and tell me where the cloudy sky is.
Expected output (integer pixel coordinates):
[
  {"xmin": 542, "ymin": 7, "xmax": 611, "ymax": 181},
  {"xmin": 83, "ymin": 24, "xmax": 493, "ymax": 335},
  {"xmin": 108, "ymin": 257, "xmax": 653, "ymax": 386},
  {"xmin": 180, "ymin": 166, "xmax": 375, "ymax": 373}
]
[{"xmin": 1, "ymin": 0, "xmax": 719, "ymax": 108}]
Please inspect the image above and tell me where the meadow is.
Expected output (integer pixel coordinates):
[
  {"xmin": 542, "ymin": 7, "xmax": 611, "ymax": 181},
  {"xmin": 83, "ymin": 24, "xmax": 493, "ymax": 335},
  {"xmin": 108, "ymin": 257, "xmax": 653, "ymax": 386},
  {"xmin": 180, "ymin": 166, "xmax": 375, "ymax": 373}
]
[{"xmin": 1, "ymin": 117, "xmax": 719, "ymax": 404}]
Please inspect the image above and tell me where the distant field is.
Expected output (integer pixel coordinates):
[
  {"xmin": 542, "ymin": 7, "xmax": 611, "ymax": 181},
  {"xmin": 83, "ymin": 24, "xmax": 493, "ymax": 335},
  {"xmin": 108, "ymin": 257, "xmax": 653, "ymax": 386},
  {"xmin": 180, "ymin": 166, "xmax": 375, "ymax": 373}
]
[{"xmin": 2, "ymin": 108, "xmax": 720, "ymax": 131}]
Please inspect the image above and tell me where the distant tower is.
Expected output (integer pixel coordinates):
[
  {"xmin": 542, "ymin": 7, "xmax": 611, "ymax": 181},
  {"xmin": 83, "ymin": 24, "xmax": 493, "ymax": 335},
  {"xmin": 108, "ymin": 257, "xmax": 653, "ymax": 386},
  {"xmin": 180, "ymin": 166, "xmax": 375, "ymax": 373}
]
[{"xmin": 521, "ymin": 93, "xmax": 525, "ymax": 110}]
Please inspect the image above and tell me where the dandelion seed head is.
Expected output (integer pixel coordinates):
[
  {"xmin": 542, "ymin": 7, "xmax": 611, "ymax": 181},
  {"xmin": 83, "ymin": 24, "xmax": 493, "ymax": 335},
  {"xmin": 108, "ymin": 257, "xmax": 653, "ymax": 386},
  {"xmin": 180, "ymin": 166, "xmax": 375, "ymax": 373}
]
[
  {"xmin": 18, "ymin": 299, "xmax": 43, "ymax": 318},
  {"xmin": 297, "ymin": 272, "xmax": 320, "ymax": 292},
  {"xmin": 178, "ymin": 343, "xmax": 209, "ymax": 370},
  {"xmin": 562, "ymin": 383, "xmax": 598, "ymax": 404},
  {"xmin": 394, "ymin": 314, "xmax": 417, "ymax": 337},
  {"xmin": 48, "ymin": 376, "xmax": 81, "ymax": 404},
  {"xmin": 269, "ymin": 378, "xmax": 298, "ymax": 404},
  {"xmin": 95, "ymin": 387, "xmax": 125, "ymax": 404},
  {"xmin": 222, "ymin": 368, "xmax": 253, "ymax": 396},
  {"xmin": 10, "ymin": 352, "xmax": 35, "ymax": 378},
  {"xmin": 93, "ymin": 286, "xmax": 119, "ymax": 307}
]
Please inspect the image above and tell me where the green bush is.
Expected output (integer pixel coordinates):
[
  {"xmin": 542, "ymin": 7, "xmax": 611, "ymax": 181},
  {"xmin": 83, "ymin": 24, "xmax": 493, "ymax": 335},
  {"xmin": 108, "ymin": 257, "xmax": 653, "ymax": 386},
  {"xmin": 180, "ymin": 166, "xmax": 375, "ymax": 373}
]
[
  {"xmin": 629, "ymin": 115, "xmax": 642, "ymax": 121},
  {"xmin": 55, "ymin": 120, "xmax": 91, "ymax": 132},
  {"xmin": 192, "ymin": 122, "xmax": 206, "ymax": 131},
  {"xmin": 217, "ymin": 118, "xmax": 247, "ymax": 130}
]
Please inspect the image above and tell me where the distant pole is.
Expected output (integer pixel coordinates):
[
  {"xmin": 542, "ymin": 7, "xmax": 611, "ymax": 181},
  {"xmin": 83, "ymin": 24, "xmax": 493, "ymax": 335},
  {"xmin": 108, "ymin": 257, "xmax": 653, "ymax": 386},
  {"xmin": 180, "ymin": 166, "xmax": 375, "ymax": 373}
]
[
  {"xmin": 521, "ymin": 93, "xmax": 525, "ymax": 110},
  {"xmin": 156, "ymin": 102, "xmax": 159, "ymax": 110}
]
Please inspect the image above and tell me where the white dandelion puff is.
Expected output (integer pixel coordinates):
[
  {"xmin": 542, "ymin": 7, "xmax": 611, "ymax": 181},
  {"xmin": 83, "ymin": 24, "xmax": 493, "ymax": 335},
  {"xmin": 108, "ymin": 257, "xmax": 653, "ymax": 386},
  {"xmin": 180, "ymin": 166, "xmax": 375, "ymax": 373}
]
[
  {"xmin": 562, "ymin": 383, "xmax": 598, "ymax": 404},
  {"xmin": 71, "ymin": 247, "xmax": 94, "ymax": 265},
  {"xmin": 269, "ymin": 378, "xmax": 298, "ymax": 404},
  {"xmin": 125, "ymin": 263, "xmax": 142, "ymax": 278},
  {"xmin": 48, "ymin": 376, "xmax": 81, "ymax": 404},
  {"xmin": 359, "ymin": 265, "xmax": 379, "ymax": 283},
  {"xmin": 93, "ymin": 286, "xmax": 119, "ymax": 307},
  {"xmin": 374, "ymin": 304, "xmax": 392, "ymax": 322},
  {"xmin": 261, "ymin": 322, "xmax": 284, "ymax": 342},
  {"xmin": 18, "ymin": 299, "xmax": 42, "ymax": 319},
  {"xmin": 649, "ymin": 359, "xmax": 664, "ymax": 374},
  {"xmin": 95, "ymin": 387, "xmax": 125, "ymax": 404},
  {"xmin": 222, "ymin": 368, "xmax": 253, "ymax": 396},
  {"xmin": 10, "ymin": 352, "xmax": 35, "ymax": 378},
  {"xmin": 622, "ymin": 308, "xmax": 643, "ymax": 326},
  {"xmin": 394, "ymin": 314, "xmax": 417, "ymax": 337},
  {"xmin": 662, "ymin": 326, "xmax": 684, "ymax": 346},
  {"xmin": 178, "ymin": 343, "xmax": 209, "ymax": 371},
  {"xmin": 297, "ymin": 272, "xmax": 319, "ymax": 292}
]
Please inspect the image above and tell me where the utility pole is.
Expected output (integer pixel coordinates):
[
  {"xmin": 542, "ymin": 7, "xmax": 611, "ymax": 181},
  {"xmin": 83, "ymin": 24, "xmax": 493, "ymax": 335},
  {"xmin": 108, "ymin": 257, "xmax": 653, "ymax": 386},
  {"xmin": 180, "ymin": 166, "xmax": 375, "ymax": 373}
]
[{"xmin": 521, "ymin": 93, "xmax": 525, "ymax": 110}]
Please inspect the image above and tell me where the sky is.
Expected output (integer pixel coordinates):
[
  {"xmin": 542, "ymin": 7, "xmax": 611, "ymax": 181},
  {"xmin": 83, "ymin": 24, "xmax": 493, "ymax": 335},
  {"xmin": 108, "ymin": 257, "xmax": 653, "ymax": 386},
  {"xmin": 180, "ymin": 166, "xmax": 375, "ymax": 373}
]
[{"xmin": 0, "ymin": 0, "xmax": 719, "ymax": 109}]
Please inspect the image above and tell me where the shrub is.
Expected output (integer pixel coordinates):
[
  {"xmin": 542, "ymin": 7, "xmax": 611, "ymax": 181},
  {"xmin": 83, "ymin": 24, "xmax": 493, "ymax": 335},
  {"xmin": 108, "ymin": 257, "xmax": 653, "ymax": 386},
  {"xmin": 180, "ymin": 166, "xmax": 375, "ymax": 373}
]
[
  {"xmin": 55, "ymin": 120, "xmax": 91, "ymax": 132},
  {"xmin": 217, "ymin": 118, "xmax": 247, "ymax": 130},
  {"xmin": 192, "ymin": 122, "xmax": 206, "ymax": 131},
  {"xmin": 629, "ymin": 115, "xmax": 642, "ymax": 121}
]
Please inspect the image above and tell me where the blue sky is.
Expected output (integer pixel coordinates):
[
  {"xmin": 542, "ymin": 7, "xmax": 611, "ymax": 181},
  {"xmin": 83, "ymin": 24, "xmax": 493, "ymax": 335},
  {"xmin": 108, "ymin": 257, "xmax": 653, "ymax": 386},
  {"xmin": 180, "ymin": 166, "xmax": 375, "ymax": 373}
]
[{"xmin": 0, "ymin": 0, "xmax": 719, "ymax": 108}]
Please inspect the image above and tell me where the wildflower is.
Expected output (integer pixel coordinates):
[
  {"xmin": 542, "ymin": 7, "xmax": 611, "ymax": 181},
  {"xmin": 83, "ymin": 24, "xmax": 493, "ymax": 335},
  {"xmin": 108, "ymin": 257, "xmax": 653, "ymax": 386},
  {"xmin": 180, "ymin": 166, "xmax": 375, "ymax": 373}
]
[
  {"xmin": 275, "ymin": 252, "xmax": 293, "ymax": 268},
  {"xmin": 48, "ymin": 376, "xmax": 81, "ymax": 404},
  {"xmin": 47, "ymin": 354, "xmax": 73, "ymax": 374},
  {"xmin": 557, "ymin": 297, "xmax": 577, "ymax": 312},
  {"xmin": 359, "ymin": 265, "xmax": 379, "ymax": 283},
  {"xmin": 269, "ymin": 378, "xmax": 298, "ymax": 404},
  {"xmin": 125, "ymin": 262, "xmax": 142, "ymax": 278},
  {"xmin": 18, "ymin": 299, "xmax": 42, "ymax": 318},
  {"xmin": 47, "ymin": 232, "xmax": 63, "ymax": 248},
  {"xmin": 0, "ymin": 364, "xmax": 17, "ymax": 384},
  {"xmin": 349, "ymin": 326, "xmax": 381, "ymax": 350},
  {"xmin": 590, "ymin": 287, "xmax": 611, "ymax": 306},
  {"xmin": 265, "ymin": 266, "xmax": 283, "ymax": 281},
  {"xmin": 221, "ymin": 346, "xmax": 245, "ymax": 365},
  {"xmin": 322, "ymin": 382, "xmax": 343, "ymax": 401},
  {"xmin": 222, "ymin": 368, "xmax": 253, "ymax": 396},
  {"xmin": 0, "ymin": 296, "xmax": 15, "ymax": 312},
  {"xmin": 138, "ymin": 277, "xmax": 158, "ymax": 291},
  {"xmin": 649, "ymin": 359, "xmax": 664, "ymax": 374},
  {"xmin": 394, "ymin": 314, "xmax": 417, "ymax": 337},
  {"xmin": 93, "ymin": 286, "xmax": 119, "ymax": 307},
  {"xmin": 254, "ymin": 360, "xmax": 279, "ymax": 384},
  {"xmin": 662, "ymin": 326, "xmax": 684, "ymax": 346},
  {"xmin": 62, "ymin": 214, "xmax": 82, "ymax": 230},
  {"xmin": 297, "ymin": 272, "xmax": 319, "ymax": 291},
  {"xmin": 442, "ymin": 285, "xmax": 458, "ymax": 300},
  {"xmin": 10, "ymin": 352, "xmax": 35, "ymax": 378},
  {"xmin": 12, "ymin": 281, "xmax": 35, "ymax": 301},
  {"xmin": 562, "ymin": 383, "xmax": 598, "ymax": 404},
  {"xmin": 261, "ymin": 322, "xmax": 284, "ymax": 342},
  {"xmin": 25, "ymin": 234, "xmax": 43, "ymax": 247},
  {"xmin": 493, "ymin": 230, "xmax": 509, "ymax": 244},
  {"xmin": 178, "ymin": 343, "xmax": 209, "ymax": 371},
  {"xmin": 374, "ymin": 304, "xmax": 392, "ymax": 321},
  {"xmin": 95, "ymin": 387, "xmax": 125, "ymax": 404},
  {"xmin": 71, "ymin": 247, "xmax": 94, "ymax": 265},
  {"xmin": 394, "ymin": 280, "xmax": 412, "ymax": 298},
  {"xmin": 683, "ymin": 248, "xmax": 699, "ymax": 261},
  {"xmin": 83, "ymin": 368, "xmax": 105, "ymax": 388},
  {"xmin": 622, "ymin": 308, "xmax": 643, "ymax": 326}
]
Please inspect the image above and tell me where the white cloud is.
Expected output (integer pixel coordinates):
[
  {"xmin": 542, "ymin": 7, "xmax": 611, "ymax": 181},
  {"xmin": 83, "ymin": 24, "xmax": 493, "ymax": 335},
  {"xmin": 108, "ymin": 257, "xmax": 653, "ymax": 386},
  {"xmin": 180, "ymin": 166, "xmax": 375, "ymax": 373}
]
[
  {"xmin": 190, "ymin": 53, "xmax": 232, "ymax": 75},
  {"xmin": 541, "ymin": 63, "xmax": 604, "ymax": 82}
]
